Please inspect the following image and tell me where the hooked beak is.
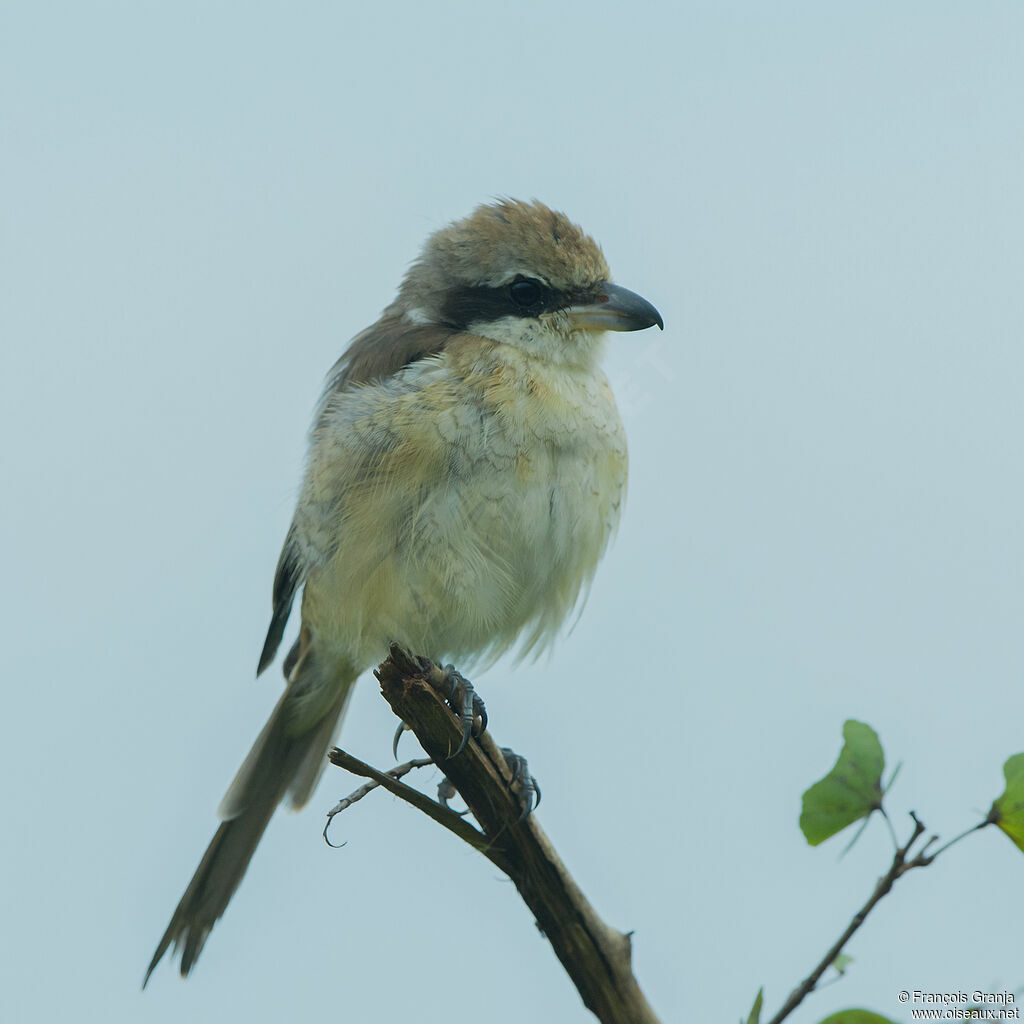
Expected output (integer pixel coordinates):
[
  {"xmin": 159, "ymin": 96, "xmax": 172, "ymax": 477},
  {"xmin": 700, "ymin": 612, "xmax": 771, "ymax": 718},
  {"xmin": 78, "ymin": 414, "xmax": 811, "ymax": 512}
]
[{"xmin": 566, "ymin": 282, "xmax": 664, "ymax": 333}]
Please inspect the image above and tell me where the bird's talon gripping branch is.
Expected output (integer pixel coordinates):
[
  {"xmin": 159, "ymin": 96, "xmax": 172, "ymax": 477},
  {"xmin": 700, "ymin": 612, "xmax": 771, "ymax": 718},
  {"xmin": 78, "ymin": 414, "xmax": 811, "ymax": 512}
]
[
  {"xmin": 500, "ymin": 747, "xmax": 541, "ymax": 821},
  {"xmin": 391, "ymin": 662, "xmax": 486, "ymax": 760},
  {"xmin": 437, "ymin": 664, "xmax": 487, "ymax": 756}
]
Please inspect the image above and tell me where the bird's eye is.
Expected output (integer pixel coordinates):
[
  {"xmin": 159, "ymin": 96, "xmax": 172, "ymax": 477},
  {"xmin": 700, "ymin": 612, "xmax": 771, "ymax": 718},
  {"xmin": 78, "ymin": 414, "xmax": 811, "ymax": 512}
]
[{"xmin": 509, "ymin": 278, "xmax": 543, "ymax": 309}]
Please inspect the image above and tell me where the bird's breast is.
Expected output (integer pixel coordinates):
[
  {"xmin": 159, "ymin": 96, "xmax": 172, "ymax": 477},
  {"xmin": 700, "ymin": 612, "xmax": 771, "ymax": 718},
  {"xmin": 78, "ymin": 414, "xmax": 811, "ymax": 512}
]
[{"xmin": 300, "ymin": 347, "xmax": 627, "ymax": 667}]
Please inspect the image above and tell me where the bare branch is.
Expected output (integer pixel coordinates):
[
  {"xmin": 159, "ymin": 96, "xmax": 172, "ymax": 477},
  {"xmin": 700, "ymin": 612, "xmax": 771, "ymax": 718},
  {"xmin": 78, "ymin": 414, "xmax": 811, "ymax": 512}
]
[
  {"xmin": 323, "ymin": 756, "xmax": 433, "ymax": 845},
  {"xmin": 766, "ymin": 815, "xmax": 927, "ymax": 1024},
  {"xmin": 767, "ymin": 808, "xmax": 991, "ymax": 1024},
  {"xmin": 326, "ymin": 747, "xmax": 514, "ymax": 874},
  {"xmin": 327, "ymin": 643, "xmax": 661, "ymax": 1024}
]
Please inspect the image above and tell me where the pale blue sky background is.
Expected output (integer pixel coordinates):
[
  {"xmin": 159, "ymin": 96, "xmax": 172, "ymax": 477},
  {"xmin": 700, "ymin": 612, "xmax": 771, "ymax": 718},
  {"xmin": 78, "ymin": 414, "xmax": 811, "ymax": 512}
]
[{"xmin": 2, "ymin": 3, "xmax": 1023, "ymax": 1022}]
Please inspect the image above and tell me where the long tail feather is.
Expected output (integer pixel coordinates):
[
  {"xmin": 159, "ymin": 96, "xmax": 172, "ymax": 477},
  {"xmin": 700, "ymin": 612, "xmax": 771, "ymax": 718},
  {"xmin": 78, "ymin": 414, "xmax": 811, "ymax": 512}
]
[{"xmin": 145, "ymin": 660, "xmax": 356, "ymax": 984}]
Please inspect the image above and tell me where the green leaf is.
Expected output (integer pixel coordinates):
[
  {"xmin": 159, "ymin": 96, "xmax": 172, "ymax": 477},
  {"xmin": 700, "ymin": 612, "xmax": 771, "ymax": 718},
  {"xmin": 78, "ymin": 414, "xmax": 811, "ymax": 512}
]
[
  {"xmin": 990, "ymin": 752, "xmax": 1024, "ymax": 852},
  {"xmin": 818, "ymin": 1011, "xmax": 900, "ymax": 1024},
  {"xmin": 744, "ymin": 987, "xmax": 763, "ymax": 1024},
  {"xmin": 800, "ymin": 720, "xmax": 884, "ymax": 846}
]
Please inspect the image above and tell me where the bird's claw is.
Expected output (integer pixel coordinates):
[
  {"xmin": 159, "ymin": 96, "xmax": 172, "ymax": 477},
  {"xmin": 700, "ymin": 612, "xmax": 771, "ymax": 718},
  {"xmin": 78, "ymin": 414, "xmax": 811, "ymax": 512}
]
[
  {"xmin": 500, "ymin": 746, "xmax": 541, "ymax": 821},
  {"xmin": 391, "ymin": 660, "xmax": 533, "ymax": 820},
  {"xmin": 390, "ymin": 665, "xmax": 485, "ymax": 759},
  {"xmin": 437, "ymin": 664, "xmax": 487, "ymax": 756},
  {"xmin": 436, "ymin": 753, "xmax": 536, "ymax": 821},
  {"xmin": 392, "ymin": 721, "xmax": 411, "ymax": 759}
]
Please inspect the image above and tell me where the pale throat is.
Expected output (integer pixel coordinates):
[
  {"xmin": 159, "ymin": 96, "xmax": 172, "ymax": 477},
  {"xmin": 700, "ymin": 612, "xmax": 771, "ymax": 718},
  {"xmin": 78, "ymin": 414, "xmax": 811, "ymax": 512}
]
[{"xmin": 465, "ymin": 314, "xmax": 608, "ymax": 371}]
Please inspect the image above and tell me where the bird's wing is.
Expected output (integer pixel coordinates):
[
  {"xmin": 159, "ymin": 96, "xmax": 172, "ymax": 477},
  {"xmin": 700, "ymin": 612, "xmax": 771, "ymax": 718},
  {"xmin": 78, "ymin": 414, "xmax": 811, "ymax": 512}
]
[
  {"xmin": 256, "ymin": 319, "xmax": 457, "ymax": 676},
  {"xmin": 323, "ymin": 317, "xmax": 455, "ymax": 391},
  {"xmin": 256, "ymin": 524, "xmax": 304, "ymax": 675}
]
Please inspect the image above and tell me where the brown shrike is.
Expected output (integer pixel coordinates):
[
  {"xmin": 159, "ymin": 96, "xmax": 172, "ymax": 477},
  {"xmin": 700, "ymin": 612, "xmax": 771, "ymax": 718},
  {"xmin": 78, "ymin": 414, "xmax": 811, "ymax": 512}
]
[{"xmin": 146, "ymin": 199, "xmax": 663, "ymax": 982}]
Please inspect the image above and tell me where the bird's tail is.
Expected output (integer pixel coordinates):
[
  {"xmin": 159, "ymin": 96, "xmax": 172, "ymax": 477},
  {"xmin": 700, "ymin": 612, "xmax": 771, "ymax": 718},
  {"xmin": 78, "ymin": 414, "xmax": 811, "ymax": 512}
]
[{"xmin": 145, "ymin": 649, "xmax": 358, "ymax": 984}]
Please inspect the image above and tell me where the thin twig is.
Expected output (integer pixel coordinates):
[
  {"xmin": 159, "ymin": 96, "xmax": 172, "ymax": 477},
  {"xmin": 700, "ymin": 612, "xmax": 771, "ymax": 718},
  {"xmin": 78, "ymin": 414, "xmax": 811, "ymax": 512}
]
[
  {"xmin": 767, "ymin": 809, "xmax": 990, "ymax": 1024},
  {"xmin": 915, "ymin": 818, "xmax": 992, "ymax": 864},
  {"xmin": 326, "ymin": 747, "xmax": 514, "ymax": 874},
  {"xmin": 323, "ymin": 756, "xmax": 433, "ymax": 845},
  {"xmin": 766, "ymin": 815, "xmax": 926, "ymax": 1024}
]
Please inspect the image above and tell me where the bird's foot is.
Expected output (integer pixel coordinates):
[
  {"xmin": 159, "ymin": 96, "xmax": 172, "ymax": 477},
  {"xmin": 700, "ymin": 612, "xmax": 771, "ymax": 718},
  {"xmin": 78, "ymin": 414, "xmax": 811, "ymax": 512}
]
[
  {"xmin": 436, "ymin": 747, "xmax": 538, "ymax": 821},
  {"xmin": 500, "ymin": 747, "xmax": 541, "ymax": 821},
  {"xmin": 435, "ymin": 664, "xmax": 487, "ymax": 756},
  {"xmin": 391, "ymin": 663, "xmax": 487, "ymax": 759}
]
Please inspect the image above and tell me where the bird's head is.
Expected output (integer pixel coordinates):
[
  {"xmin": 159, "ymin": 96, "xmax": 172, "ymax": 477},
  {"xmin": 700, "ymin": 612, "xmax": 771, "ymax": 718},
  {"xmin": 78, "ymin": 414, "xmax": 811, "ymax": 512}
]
[{"xmin": 389, "ymin": 199, "xmax": 663, "ymax": 367}]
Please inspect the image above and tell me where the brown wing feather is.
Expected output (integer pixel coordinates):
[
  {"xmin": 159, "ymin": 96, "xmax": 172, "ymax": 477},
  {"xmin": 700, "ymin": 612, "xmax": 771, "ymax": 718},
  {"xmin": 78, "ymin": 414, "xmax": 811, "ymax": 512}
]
[{"xmin": 325, "ymin": 317, "xmax": 455, "ymax": 390}]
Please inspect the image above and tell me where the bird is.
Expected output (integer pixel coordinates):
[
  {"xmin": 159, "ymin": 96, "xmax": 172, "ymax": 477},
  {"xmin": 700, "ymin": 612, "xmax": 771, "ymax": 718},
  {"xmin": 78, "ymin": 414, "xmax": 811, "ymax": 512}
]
[{"xmin": 145, "ymin": 198, "xmax": 663, "ymax": 983}]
